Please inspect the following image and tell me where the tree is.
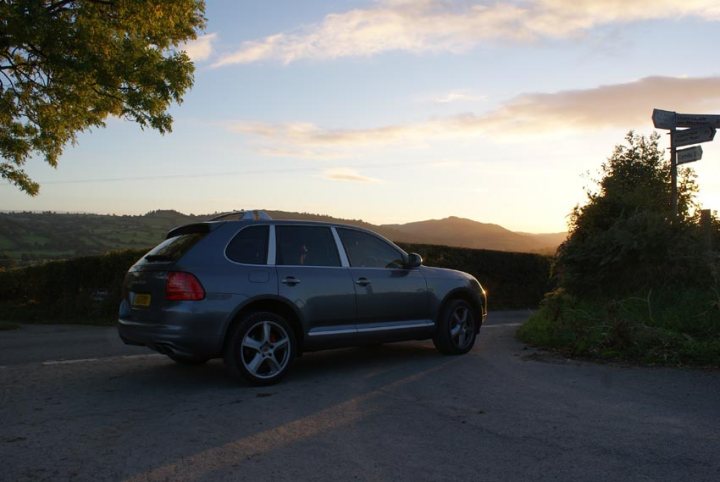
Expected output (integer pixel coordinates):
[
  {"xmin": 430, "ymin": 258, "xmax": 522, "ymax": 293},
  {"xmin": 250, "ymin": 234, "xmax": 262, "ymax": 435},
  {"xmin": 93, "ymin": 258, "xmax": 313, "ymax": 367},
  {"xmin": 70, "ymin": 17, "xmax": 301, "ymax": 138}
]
[
  {"xmin": 556, "ymin": 131, "xmax": 702, "ymax": 297},
  {"xmin": 0, "ymin": 0, "xmax": 206, "ymax": 194}
]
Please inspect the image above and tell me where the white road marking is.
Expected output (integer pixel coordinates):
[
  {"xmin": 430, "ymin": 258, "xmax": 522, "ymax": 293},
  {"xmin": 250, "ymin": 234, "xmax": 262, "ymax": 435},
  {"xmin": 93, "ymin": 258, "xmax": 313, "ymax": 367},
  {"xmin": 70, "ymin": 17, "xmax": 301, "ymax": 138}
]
[
  {"xmin": 484, "ymin": 322, "xmax": 523, "ymax": 328},
  {"xmin": 120, "ymin": 354, "xmax": 165, "ymax": 360},
  {"xmin": 41, "ymin": 353, "xmax": 164, "ymax": 366},
  {"xmin": 42, "ymin": 358, "xmax": 99, "ymax": 366}
]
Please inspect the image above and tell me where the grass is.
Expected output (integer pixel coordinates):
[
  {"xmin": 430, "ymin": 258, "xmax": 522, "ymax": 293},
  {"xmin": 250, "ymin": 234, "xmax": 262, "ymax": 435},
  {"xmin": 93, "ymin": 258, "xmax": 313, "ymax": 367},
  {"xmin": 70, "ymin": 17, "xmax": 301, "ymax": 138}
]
[{"xmin": 517, "ymin": 288, "xmax": 720, "ymax": 367}]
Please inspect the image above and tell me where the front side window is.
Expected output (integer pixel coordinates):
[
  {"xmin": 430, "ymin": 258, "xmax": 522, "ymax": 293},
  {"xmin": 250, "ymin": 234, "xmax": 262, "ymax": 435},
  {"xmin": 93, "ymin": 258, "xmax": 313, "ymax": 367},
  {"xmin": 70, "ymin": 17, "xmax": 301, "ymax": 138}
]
[
  {"xmin": 276, "ymin": 226, "xmax": 340, "ymax": 267},
  {"xmin": 226, "ymin": 225, "xmax": 269, "ymax": 264},
  {"xmin": 337, "ymin": 228, "xmax": 404, "ymax": 268}
]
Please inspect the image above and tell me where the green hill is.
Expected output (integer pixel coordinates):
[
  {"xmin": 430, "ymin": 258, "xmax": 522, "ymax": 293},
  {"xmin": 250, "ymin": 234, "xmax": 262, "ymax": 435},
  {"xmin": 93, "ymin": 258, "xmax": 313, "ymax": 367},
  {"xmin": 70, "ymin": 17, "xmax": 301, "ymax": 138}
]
[
  {"xmin": 0, "ymin": 210, "xmax": 565, "ymax": 268},
  {"xmin": 0, "ymin": 210, "xmax": 202, "ymax": 267}
]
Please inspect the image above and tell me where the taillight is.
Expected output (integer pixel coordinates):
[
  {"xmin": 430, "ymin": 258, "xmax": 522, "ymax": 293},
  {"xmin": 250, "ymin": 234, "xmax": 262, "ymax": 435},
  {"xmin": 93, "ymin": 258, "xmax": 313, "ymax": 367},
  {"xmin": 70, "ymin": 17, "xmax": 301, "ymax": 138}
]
[{"xmin": 165, "ymin": 272, "xmax": 205, "ymax": 301}]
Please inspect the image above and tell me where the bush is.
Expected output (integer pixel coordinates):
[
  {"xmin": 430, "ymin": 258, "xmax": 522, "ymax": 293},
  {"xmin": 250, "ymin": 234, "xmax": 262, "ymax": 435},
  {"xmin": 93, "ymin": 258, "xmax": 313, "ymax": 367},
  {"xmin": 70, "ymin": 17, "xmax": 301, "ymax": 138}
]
[
  {"xmin": 519, "ymin": 132, "xmax": 720, "ymax": 367},
  {"xmin": 556, "ymin": 132, "xmax": 705, "ymax": 298}
]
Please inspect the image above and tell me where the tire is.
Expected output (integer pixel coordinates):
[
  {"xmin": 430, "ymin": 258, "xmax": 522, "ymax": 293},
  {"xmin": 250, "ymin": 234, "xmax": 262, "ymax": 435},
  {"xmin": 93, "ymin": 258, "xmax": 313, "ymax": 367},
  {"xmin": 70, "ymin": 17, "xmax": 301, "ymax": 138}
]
[
  {"xmin": 167, "ymin": 354, "xmax": 208, "ymax": 365},
  {"xmin": 433, "ymin": 299, "xmax": 478, "ymax": 355},
  {"xmin": 224, "ymin": 311, "xmax": 296, "ymax": 385}
]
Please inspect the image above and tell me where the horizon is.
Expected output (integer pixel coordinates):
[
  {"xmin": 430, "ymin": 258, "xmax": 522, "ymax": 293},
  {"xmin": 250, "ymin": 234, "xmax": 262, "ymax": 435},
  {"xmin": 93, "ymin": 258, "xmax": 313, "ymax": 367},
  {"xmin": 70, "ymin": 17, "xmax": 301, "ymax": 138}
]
[
  {"xmin": 0, "ymin": 208, "xmax": 567, "ymax": 235},
  {"xmin": 2, "ymin": 1, "xmax": 720, "ymax": 233}
]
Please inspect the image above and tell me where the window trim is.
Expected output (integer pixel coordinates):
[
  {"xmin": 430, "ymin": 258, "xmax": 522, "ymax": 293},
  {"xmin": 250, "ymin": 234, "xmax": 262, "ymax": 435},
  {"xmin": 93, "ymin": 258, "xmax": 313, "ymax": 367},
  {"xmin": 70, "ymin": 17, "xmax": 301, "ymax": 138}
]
[
  {"xmin": 223, "ymin": 224, "xmax": 271, "ymax": 266},
  {"xmin": 331, "ymin": 226, "xmax": 350, "ymax": 267},
  {"xmin": 268, "ymin": 225, "xmax": 276, "ymax": 265}
]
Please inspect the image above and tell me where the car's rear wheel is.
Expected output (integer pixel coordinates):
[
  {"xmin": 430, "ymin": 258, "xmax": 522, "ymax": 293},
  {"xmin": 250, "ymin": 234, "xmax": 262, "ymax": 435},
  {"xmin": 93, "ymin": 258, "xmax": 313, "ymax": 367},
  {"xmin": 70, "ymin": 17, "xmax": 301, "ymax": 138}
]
[
  {"xmin": 224, "ymin": 311, "xmax": 296, "ymax": 385},
  {"xmin": 433, "ymin": 299, "xmax": 477, "ymax": 355}
]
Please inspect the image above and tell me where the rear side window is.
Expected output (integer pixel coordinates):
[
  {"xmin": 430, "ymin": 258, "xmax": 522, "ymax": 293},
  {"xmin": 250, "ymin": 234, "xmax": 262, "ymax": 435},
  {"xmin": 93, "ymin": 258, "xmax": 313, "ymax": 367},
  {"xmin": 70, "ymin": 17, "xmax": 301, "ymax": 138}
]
[
  {"xmin": 337, "ymin": 228, "xmax": 404, "ymax": 268},
  {"xmin": 276, "ymin": 226, "xmax": 340, "ymax": 267},
  {"xmin": 226, "ymin": 225, "xmax": 269, "ymax": 264},
  {"xmin": 145, "ymin": 233, "xmax": 206, "ymax": 263}
]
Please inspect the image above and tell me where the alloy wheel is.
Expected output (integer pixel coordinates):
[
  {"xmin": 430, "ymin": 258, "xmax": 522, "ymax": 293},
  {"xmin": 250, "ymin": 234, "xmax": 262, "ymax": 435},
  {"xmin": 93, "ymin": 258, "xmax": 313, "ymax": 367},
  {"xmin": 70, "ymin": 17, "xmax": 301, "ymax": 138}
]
[
  {"xmin": 449, "ymin": 305, "xmax": 474, "ymax": 350},
  {"xmin": 240, "ymin": 320, "xmax": 291, "ymax": 380}
]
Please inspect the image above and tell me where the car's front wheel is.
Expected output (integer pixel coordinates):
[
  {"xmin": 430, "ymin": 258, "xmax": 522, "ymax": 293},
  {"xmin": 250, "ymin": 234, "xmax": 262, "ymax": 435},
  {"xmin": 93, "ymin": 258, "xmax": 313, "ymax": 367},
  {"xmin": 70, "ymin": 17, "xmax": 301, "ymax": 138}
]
[
  {"xmin": 224, "ymin": 312, "xmax": 296, "ymax": 385},
  {"xmin": 433, "ymin": 299, "xmax": 478, "ymax": 355}
]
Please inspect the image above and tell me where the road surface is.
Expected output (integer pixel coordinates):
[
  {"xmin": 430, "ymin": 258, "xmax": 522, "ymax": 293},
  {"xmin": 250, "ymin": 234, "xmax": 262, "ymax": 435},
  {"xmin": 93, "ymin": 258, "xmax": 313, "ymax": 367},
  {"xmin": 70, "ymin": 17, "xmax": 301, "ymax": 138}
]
[{"xmin": 1, "ymin": 311, "xmax": 718, "ymax": 481}]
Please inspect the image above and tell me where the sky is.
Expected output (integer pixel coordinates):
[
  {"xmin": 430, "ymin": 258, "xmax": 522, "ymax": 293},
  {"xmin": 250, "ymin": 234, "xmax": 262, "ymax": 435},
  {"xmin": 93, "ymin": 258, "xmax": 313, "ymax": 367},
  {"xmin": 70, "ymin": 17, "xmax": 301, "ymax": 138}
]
[{"xmin": 3, "ymin": 0, "xmax": 720, "ymax": 233}]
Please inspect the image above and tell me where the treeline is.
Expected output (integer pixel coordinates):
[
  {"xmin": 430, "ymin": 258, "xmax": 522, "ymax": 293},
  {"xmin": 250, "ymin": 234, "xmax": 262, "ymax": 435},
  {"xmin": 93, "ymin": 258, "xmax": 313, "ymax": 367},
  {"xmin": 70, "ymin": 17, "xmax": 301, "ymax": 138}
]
[{"xmin": 0, "ymin": 244, "xmax": 552, "ymax": 324}]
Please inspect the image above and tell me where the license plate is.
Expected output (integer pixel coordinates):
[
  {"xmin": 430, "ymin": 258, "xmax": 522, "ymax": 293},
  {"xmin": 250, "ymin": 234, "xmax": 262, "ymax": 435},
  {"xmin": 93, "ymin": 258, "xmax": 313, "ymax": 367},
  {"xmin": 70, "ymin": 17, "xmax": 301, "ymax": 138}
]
[{"xmin": 132, "ymin": 293, "xmax": 151, "ymax": 308}]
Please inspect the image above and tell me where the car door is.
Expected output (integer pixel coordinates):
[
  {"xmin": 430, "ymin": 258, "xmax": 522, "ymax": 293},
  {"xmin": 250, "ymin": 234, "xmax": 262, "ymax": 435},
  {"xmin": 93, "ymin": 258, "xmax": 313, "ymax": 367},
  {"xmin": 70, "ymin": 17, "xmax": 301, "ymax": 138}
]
[
  {"xmin": 335, "ymin": 227, "xmax": 432, "ymax": 339},
  {"xmin": 274, "ymin": 224, "xmax": 357, "ymax": 346}
]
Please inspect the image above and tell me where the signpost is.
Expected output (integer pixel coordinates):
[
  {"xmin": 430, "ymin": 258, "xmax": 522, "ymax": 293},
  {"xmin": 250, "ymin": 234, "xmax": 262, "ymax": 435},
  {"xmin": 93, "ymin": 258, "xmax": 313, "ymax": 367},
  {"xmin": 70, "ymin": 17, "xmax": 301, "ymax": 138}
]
[
  {"xmin": 672, "ymin": 125, "xmax": 715, "ymax": 148},
  {"xmin": 652, "ymin": 109, "xmax": 676, "ymax": 130},
  {"xmin": 653, "ymin": 108, "xmax": 720, "ymax": 129},
  {"xmin": 652, "ymin": 108, "xmax": 718, "ymax": 216},
  {"xmin": 675, "ymin": 113, "xmax": 720, "ymax": 128},
  {"xmin": 676, "ymin": 146, "xmax": 702, "ymax": 165}
]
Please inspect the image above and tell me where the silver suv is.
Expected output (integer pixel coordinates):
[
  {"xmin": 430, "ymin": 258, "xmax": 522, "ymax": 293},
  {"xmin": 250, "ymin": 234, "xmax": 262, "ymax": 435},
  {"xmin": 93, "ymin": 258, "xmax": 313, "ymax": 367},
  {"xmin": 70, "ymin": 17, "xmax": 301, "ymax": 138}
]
[{"xmin": 119, "ymin": 211, "xmax": 487, "ymax": 384}]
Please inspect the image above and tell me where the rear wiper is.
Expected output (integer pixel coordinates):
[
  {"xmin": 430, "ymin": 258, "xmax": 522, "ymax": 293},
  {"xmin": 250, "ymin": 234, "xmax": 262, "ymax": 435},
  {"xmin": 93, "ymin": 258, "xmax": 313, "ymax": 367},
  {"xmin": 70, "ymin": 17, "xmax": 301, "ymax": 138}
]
[{"xmin": 144, "ymin": 254, "xmax": 174, "ymax": 262}]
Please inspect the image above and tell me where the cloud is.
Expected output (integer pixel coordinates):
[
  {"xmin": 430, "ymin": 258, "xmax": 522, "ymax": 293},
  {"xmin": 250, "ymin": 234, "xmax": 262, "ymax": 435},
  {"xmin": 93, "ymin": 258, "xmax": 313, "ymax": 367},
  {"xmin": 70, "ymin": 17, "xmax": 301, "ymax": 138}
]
[
  {"xmin": 487, "ymin": 75, "xmax": 720, "ymax": 132},
  {"xmin": 225, "ymin": 76, "xmax": 720, "ymax": 156},
  {"xmin": 430, "ymin": 90, "xmax": 487, "ymax": 104},
  {"xmin": 323, "ymin": 168, "xmax": 381, "ymax": 183},
  {"xmin": 181, "ymin": 33, "xmax": 217, "ymax": 61},
  {"xmin": 212, "ymin": 1, "xmax": 720, "ymax": 66}
]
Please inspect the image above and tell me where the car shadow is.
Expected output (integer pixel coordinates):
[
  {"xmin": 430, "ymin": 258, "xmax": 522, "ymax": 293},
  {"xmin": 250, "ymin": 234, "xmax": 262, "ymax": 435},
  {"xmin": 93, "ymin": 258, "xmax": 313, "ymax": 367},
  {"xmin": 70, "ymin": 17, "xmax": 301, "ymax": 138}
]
[{"xmin": 113, "ymin": 340, "xmax": 444, "ymax": 389}]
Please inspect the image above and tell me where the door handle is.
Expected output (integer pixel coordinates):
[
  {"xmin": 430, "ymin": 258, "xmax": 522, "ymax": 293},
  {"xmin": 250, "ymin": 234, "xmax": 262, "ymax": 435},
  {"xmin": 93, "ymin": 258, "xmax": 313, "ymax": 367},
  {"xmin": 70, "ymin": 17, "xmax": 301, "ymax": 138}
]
[
  {"xmin": 281, "ymin": 276, "xmax": 301, "ymax": 286},
  {"xmin": 355, "ymin": 277, "xmax": 370, "ymax": 287}
]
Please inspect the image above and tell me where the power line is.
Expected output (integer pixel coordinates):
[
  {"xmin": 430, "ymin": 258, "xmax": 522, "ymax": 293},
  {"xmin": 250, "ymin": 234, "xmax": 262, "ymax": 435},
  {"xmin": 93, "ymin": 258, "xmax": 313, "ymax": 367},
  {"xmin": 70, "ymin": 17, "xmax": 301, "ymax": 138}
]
[{"xmin": 36, "ymin": 160, "xmax": 446, "ymax": 185}]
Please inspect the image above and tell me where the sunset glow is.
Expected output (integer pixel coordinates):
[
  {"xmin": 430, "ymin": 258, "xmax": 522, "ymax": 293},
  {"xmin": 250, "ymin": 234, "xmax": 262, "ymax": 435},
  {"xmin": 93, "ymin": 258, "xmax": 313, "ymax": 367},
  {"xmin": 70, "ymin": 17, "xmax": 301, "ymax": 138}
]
[{"xmin": 2, "ymin": 0, "xmax": 720, "ymax": 233}]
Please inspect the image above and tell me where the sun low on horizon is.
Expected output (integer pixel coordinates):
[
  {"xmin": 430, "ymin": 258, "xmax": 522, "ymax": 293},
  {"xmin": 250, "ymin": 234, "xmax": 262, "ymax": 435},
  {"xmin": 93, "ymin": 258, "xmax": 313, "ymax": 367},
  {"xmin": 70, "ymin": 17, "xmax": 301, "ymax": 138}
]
[{"xmin": 2, "ymin": 0, "xmax": 720, "ymax": 234}]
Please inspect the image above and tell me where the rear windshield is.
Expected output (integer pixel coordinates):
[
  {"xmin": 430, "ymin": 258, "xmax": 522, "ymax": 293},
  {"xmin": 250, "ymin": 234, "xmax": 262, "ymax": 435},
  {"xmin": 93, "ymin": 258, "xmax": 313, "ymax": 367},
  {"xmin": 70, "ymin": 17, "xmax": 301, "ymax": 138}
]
[{"xmin": 144, "ymin": 233, "xmax": 206, "ymax": 263}]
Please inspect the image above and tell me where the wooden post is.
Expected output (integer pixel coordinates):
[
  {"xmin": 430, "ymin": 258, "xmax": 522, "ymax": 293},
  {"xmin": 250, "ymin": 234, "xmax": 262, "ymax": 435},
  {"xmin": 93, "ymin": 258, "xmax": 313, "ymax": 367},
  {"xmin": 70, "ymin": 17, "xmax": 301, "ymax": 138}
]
[
  {"xmin": 701, "ymin": 209, "xmax": 713, "ymax": 254},
  {"xmin": 670, "ymin": 126, "xmax": 678, "ymax": 217}
]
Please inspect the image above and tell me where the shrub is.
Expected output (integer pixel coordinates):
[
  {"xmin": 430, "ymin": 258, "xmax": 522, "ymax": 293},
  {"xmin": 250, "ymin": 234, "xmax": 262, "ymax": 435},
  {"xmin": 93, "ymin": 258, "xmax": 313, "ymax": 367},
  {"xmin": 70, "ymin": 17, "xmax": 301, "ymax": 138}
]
[
  {"xmin": 556, "ymin": 132, "xmax": 705, "ymax": 297},
  {"xmin": 519, "ymin": 132, "xmax": 720, "ymax": 367},
  {"xmin": 518, "ymin": 288, "xmax": 720, "ymax": 366}
]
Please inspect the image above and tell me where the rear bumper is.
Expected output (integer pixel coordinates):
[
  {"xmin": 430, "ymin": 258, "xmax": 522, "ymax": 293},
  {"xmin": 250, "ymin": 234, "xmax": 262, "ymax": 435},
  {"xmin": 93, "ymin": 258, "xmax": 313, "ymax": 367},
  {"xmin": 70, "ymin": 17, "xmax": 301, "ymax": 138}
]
[
  {"xmin": 118, "ymin": 319, "xmax": 220, "ymax": 358},
  {"xmin": 118, "ymin": 300, "xmax": 226, "ymax": 358}
]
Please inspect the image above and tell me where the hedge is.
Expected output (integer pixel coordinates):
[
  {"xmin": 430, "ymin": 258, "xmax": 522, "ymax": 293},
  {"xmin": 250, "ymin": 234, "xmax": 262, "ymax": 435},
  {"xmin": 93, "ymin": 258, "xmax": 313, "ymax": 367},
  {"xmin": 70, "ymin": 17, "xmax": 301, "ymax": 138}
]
[
  {"xmin": 0, "ymin": 249, "xmax": 147, "ymax": 323},
  {"xmin": 398, "ymin": 243, "xmax": 553, "ymax": 310},
  {"xmin": 0, "ymin": 244, "xmax": 553, "ymax": 324}
]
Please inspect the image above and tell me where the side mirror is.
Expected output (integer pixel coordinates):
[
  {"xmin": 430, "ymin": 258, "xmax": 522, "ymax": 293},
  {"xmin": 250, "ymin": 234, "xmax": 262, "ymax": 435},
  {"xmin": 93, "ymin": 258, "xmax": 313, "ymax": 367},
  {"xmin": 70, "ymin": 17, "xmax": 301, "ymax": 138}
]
[{"xmin": 404, "ymin": 253, "xmax": 422, "ymax": 269}]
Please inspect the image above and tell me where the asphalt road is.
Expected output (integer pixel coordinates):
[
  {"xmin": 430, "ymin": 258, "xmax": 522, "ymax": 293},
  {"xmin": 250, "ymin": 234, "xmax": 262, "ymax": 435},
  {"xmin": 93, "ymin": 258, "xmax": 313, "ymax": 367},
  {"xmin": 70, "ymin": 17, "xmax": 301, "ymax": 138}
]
[{"xmin": 1, "ymin": 311, "xmax": 718, "ymax": 481}]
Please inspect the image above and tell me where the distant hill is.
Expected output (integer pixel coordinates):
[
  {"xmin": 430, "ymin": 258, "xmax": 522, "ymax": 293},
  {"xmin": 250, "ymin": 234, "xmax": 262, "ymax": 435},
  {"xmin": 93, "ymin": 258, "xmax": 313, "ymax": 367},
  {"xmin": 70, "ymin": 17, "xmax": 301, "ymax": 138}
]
[
  {"xmin": 0, "ymin": 210, "xmax": 565, "ymax": 267},
  {"xmin": 0, "ymin": 210, "xmax": 203, "ymax": 267},
  {"xmin": 383, "ymin": 216, "xmax": 565, "ymax": 253}
]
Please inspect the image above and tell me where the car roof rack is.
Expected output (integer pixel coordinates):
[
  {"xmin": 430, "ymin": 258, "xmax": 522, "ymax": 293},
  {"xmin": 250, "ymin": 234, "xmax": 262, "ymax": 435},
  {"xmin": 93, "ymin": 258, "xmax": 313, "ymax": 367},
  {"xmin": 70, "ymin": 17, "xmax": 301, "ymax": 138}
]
[{"xmin": 208, "ymin": 210, "xmax": 272, "ymax": 222}]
